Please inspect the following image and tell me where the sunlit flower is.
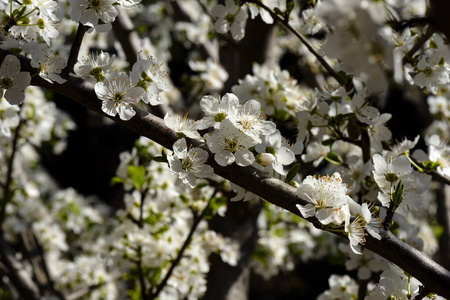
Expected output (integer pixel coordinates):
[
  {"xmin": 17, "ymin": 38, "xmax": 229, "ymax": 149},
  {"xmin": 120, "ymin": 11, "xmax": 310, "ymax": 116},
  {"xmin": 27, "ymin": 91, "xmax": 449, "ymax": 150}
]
[
  {"xmin": 164, "ymin": 113, "xmax": 202, "ymax": 140},
  {"xmin": 205, "ymin": 118, "xmax": 257, "ymax": 167},
  {"xmin": 211, "ymin": 0, "xmax": 248, "ymax": 40},
  {"xmin": 94, "ymin": 71, "xmax": 144, "ymax": 120},
  {"xmin": 130, "ymin": 56, "xmax": 172, "ymax": 106},
  {"xmin": 168, "ymin": 138, "xmax": 213, "ymax": 187},
  {"xmin": 296, "ymin": 172, "xmax": 351, "ymax": 226}
]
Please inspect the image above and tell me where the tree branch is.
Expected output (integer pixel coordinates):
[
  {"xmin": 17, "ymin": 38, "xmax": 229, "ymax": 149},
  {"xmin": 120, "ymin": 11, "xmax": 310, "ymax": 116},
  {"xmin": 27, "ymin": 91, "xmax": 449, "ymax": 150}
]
[
  {"xmin": 0, "ymin": 115, "xmax": 23, "ymax": 227},
  {"xmin": 3, "ymin": 48, "xmax": 450, "ymax": 298},
  {"xmin": 21, "ymin": 229, "xmax": 65, "ymax": 299},
  {"xmin": 62, "ymin": 23, "xmax": 89, "ymax": 77},
  {"xmin": 245, "ymin": 0, "xmax": 345, "ymax": 86},
  {"xmin": 402, "ymin": 25, "xmax": 436, "ymax": 65},
  {"xmin": 149, "ymin": 196, "xmax": 214, "ymax": 299},
  {"xmin": 0, "ymin": 235, "xmax": 40, "ymax": 300}
]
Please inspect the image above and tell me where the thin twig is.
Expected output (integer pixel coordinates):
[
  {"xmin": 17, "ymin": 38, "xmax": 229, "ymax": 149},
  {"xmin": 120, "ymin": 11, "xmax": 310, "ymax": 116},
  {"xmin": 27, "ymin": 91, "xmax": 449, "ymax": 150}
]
[
  {"xmin": 21, "ymin": 229, "xmax": 65, "ymax": 299},
  {"xmin": 137, "ymin": 187, "xmax": 149, "ymax": 299},
  {"xmin": 247, "ymin": 0, "xmax": 345, "ymax": 86},
  {"xmin": 357, "ymin": 279, "xmax": 369, "ymax": 300},
  {"xmin": 402, "ymin": 26, "xmax": 436, "ymax": 65},
  {"xmin": 0, "ymin": 114, "xmax": 23, "ymax": 227},
  {"xmin": 0, "ymin": 235, "xmax": 40, "ymax": 300},
  {"xmin": 62, "ymin": 23, "xmax": 89, "ymax": 77},
  {"xmin": 149, "ymin": 196, "xmax": 214, "ymax": 299},
  {"xmin": 66, "ymin": 273, "xmax": 122, "ymax": 300}
]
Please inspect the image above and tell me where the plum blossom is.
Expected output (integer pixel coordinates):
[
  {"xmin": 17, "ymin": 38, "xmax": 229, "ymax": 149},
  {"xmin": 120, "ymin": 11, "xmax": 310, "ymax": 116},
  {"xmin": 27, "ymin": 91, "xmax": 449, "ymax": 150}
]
[
  {"xmin": 167, "ymin": 138, "xmax": 214, "ymax": 188},
  {"xmin": 198, "ymin": 93, "xmax": 239, "ymax": 130},
  {"xmin": 296, "ymin": 172, "xmax": 351, "ymax": 226},
  {"xmin": 68, "ymin": 0, "xmax": 119, "ymax": 32},
  {"xmin": 228, "ymin": 99, "xmax": 276, "ymax": 143},
  {"xmin": 414, "ymin": 53, "xmax": 450, "ymax": 94},
  {"xmin": 205, "ymin": 118, "xmax": 257, "ymax": 167},
  {"xmin": 211, "ymin": 0, "xmax": 248, "ymax": 40},
  {"xmin": 74, "ymin": 51, "xmax": 115, "ymax": 82},
  {"xmin": 317, "ymin": 274, "xmax": 358, "ymax": 300},
  {"xmin": 130, "ymin": 56, "xmax": 172, "ymax": 106},
  {"xmin": 30, "ymin": 44, "xmax": 66, "ymax": 84},
  {"xmin": 94, "ymin": 71, "xmax": 144, "ymax": 121},
  {"xmin": 372, "ymin": 154, "xmax": 412, "ymax": 193},
  {"xmin": 164, "ymin": 113, "xmax": 202, "ymax": 140},
  {"xmin": 421, "ymin": 134, "xmax": 450, "ymax": 177},
  {"xmin": 255, "ymin": 130, "xmax": 303, "ymax": 175},
  {"xmin": 0, "ymin": 54, "xmax": 31, "ymax": 105}
]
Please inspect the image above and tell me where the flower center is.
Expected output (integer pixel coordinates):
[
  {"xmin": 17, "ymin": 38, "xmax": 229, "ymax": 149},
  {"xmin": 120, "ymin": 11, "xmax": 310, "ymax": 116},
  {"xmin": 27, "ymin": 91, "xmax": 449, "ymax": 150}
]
[
  {"xmin": 0, "ymin": 76, "xmax": 14, "ymax": 89},
  {"xmin": 424, "ymin": 66, "xmax": 433, "ymax": 77},
  {"xmin": 181, "ymin": 158, "xmax": 193, "ymax": 171},
  {"xmin": 86, "ymin": 0, "xmax": 103, "ymax": 13},
  {"xmin": 224, "ymin": 138, "xmax": 239, "ymax": 152},
  {"xmin": 385, "ymin": 173, "xmax": 398, "ymax": 183},
  {"xmin": 214, "ymin": 112, "xmax": 226, "ymax": 122},
  {"xmin": 226, "ymin": 14, "xmax": 235, "ymax": 24},
  {"xmin": 113, "ymin": 92, "xmax": 124, "ymax": 104}
]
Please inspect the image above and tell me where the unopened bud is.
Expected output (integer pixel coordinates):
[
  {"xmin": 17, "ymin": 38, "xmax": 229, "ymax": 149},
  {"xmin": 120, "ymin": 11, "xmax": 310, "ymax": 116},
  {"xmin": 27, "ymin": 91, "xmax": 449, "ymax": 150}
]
[{"xmin": 256, "ymin": 153, "xmax": 275, "ymax": 167}]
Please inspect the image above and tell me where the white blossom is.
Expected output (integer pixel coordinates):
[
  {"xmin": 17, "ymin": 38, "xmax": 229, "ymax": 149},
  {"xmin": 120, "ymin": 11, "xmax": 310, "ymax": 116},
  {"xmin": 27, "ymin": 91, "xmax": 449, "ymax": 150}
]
[
  {"xmin": 164, "ymin": 113, "xmax": 202, "ymax": 140},
  {"xmin": 0, "ymin": 55, "xmax": 31, "ymax": 105},
  {"xmin": 211, "ymin": 0, "xmax": 248, "ymax": 40},
  {"xmin": 94, "ymin": 71, "xmax": 144, "ymax": 121},
  {"xmin": 296, "ymin": 172, "xmax": 351, "ymax": 226},
  {"xmin": 167, "ymin": 138, "xmax": 214, "ymax": 188},
  {"xmin": 205, "ymin": 118, "xmax": 257, "ymax": 167},
  {"xmin": 130, "ymin": 56, "xmax": 172, "ymax": 106}
]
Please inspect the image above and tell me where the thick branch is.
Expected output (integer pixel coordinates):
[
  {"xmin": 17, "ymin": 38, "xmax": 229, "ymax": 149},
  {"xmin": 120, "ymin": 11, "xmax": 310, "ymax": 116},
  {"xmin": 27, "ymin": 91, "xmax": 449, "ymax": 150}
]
[{"xmin": 3, "ymin": 48, "xmax": 450, "ymax": 298}]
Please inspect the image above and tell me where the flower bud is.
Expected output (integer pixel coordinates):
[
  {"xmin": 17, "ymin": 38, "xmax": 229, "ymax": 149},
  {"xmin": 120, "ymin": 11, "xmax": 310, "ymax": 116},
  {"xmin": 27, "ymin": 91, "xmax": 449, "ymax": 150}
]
[{"xmin": 256, "ymin": 153, "xmax": 275, "ymax": 167}]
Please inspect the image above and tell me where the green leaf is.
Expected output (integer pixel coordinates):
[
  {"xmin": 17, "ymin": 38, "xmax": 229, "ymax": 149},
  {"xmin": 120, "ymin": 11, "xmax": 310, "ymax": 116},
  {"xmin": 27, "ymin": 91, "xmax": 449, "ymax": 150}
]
[
  {"xmin": 153, "ymin": 156, "xmax": 168, "ymax": 163},
  {"xmin": 274, "ymin": 109, "xmax": 291, "ymax": 122},
  {"xmin": 321, "ymin": 138, "xmax": 335, "ymax": 146},
  {"xmin": 127, "ymin": 283, "xmax": 141, "ymax": 300},
  {"xmin": 127, "ymin": 165, "xmax": 146, "ymax": 190},
  {"xmin": 286, "ymin": 0, "xmax": 295, "ymax": 13},
  {"xmin": 285, "ymin": 163, "xmax": 300, "ymax": 183},
  {"xmin": 273, "ymin": 7, "xmax": 283, "ymax": 15},
  {"xmin": 110, "ymin": 176, "xmax": 125, "ymax": 186},
  {"xmin": 336, "ymin": 71, "xmax": 352, "ymax": 85},
  {"xmin": 325, "ymin": 152, "xmax": 342, "ymax": 165},
  {"xmin": 204, "ymin": 196, "xmax": 228, "ymax": 219}
]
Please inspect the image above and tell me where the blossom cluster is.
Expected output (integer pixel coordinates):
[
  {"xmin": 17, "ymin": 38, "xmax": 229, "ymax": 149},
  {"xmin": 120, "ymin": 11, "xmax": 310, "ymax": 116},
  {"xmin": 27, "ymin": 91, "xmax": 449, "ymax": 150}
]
[{"xmin": 1, "ymin": 0, "xmax": 450, "ymax": 299}]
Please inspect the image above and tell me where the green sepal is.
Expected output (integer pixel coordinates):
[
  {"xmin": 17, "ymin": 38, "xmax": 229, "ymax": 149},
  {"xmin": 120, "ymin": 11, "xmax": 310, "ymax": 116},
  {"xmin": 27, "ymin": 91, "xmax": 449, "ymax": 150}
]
[
  {"xmin": 110, "ymin": 176, "xmax": 125, "ymax": 186},
  {"xmin": 285, "ymin": 163, "xmax": 300, "ymax": 183},
  {"xmin": 273, "ymin": 7, "xmax": 283, "ymax": 15},
  {"xmin": 423, "ymin": 160, "xmax": 441, "ymax": 171},
  {"xmin": 321, "ymin": 138, "xmax": 335, "ymax": 146},
  {"xmin": 325, "ymin": 152, "xmax": 342, "ymax": 165},
  {"xmin": 204, "ymin": 196, "xmax": 228, "ymax": 220},
  {"xmin": 286, "ymin": 0, "xmax": 295, "ymax": 13}
]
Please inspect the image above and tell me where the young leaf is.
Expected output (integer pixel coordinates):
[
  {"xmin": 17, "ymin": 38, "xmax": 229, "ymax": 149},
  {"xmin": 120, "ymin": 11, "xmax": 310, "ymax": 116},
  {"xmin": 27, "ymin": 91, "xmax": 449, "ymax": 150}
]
[
  {"xmin": 285, "ymin": 163, "xmax": 300, "ymax": 183},
  {"xmin": 127, "ymin": 165, "xmax": 146, "ymax": 190}
]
